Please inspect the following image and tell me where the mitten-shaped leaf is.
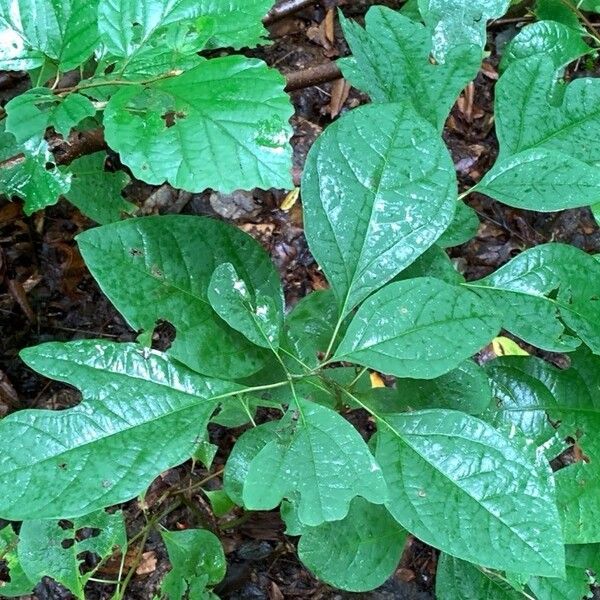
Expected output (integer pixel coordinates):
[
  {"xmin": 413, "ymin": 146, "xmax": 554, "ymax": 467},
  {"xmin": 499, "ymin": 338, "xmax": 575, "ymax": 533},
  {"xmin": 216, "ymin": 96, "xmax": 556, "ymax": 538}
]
[
  {"xmin": 478, "ymin": 56, "xmax": 600, "ymax": 210},
  {"xmin": 0, "ymin": 341, "xmax": 238, "ymax": 519},
  {"xmin": 78, "ymin": 215, "xmax": 282, "ymax": 378},
  {"xmin": 466, "ymin": 243, "xmax": 600, "ymax": 353}
]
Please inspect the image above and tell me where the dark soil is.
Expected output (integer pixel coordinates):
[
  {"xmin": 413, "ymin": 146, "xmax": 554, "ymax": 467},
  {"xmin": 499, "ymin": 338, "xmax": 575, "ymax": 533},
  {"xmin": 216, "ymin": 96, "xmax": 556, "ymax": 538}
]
[{"xmin": 1, "ymin": 1, "xmax": 600, "ymax": 599}]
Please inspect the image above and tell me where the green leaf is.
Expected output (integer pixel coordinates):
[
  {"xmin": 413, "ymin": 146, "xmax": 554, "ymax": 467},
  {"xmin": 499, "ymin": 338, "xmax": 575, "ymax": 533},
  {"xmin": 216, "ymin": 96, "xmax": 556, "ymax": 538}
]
[
  {"xmin": 77, "ymin": 215, "xmax": 281, "ymax": 379},
  {"xmin": 436, "ymin": 554, "xmax": 523, "ymax": 599},
  {"xmin": 339, "ymin": 6, "xmax": 480, "ymax": 130},
  {"xmin": 242, "ymin": 400, "xmax": 388, "ymax": 526},
  {"xmin": 484, "ymin": 359, "xmax": 559, "ymax": 448},
  {"xmin": 224, "ymin": 420, "xmax": 281, "ymax": 506},
  {"xmin": 0, "ymin": 340, "xmax": 237, "ymax": 519},
  {"xmin": 197, "ymin": 0, "xmax": 273, "ymax": 49},
  {"xmin": 373, "ymin": 410, "xmax": 565, "ymax": 577},
  {"xmin": 284, "ymin": 290, "xmax": 340, "ymax": 371},
  {"xmin": 396, "ymin": 360, "xmax": 492, "ymax": 414},
  {"xmin": 0, "ymin": 0, "xmax": 99, "ymax": 71},
  {"xmin": 0, "ymin": 124, "xmax": 71, "ymax": 214},
  {"xmin": 395, "ymin": 245, "xmax": 465, "ymax": 285},
  {"xmin": 535, "ymin": 0, "xmax": 581, "ymax": 29},
  {"xmin": 103, "ymin": 56, "xmax": 293, "ymax": 193},
  {"xmin": 98, "ymin": 0, "xmax": 201, "ymax": 59},
  {"xmin": 466, "ymin": 243, "xmax": 600, "ymax": 353},
  {"xmin": 204, "ymin": 490, "xmax": 235, "ymax": 517},
  {"xmin": 417, "ymin": 0, "xmax": 510, "ymax": 58},
  {"xmin": 437, "ymin": 200, "xmax": 479, "ymax": 248},
  {"xmin": 18, "ymin": 510, "xmax": 126, "ymax": 599},
  {"xmin": 161, "ymin": 528, "xmax": 225, "ymax": 600},
  {"xmin": 501, "ymin": 21, "xmax": 591, "ymax": 71},
  {"xmin": 208, "ymin": 262, "xmax": 283, "ymax": 349},
  {"xmin": 334, "ymin": 277, "xmax": 500, "ymax": 379},
  {"xmin": 478, "ymin": 56, "xmax": 600, "ymax": 211},
  {"xmin": 0, "ymin": 526, "xmax": 34, "ymax": 597},
  {"xmin": 527, "ymin": 543, "xmax": 600, "ymax": 599},
  {"xmin": 481, "ymin": 351, "xmax": 600, "ymax": 543},
  {"xmin": 63, "ymin": 152, "xmax": 135, "ymax": 224},
  {"xmin": 6, "ymin": 89, "xmax": 96, "ymax": 144},
  {"xmin": 298, "ymin": 497, "xmax": 407, "ymax": 592},
  {"xmin": 581, "ymin": 0, "xmax": 600, "ymax": 11},
  {"xmin": 477, "ymin": 147, "xmax": 600, "ymax": 212},
  {"xmin": 528, "ymin": 567, "xmax": 591, "ymax": 600},
  {"xmin": 302, "ymin": 103, "xmax": 457, "ymax": 316}
]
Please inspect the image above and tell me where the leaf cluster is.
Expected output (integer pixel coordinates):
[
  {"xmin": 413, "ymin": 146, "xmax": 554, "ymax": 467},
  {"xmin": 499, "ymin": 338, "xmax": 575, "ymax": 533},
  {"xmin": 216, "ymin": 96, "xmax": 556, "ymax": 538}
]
[{"xmin": 3, "ymin": 0, "xmax": 600, "ymax": 598}]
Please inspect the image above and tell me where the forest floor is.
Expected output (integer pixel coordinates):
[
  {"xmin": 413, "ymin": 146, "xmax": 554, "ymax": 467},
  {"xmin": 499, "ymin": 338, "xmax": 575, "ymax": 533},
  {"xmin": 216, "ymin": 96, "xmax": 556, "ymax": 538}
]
[{"xmin": 2, "ymin": 1, "xmax": 600, "ymax": 598}]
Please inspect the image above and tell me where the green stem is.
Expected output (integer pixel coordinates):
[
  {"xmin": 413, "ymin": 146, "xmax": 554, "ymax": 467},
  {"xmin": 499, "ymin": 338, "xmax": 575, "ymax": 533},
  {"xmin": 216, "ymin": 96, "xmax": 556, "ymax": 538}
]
[{"xmin": 54, "ymin": 70, "xmax": 180, "ymax": 97}]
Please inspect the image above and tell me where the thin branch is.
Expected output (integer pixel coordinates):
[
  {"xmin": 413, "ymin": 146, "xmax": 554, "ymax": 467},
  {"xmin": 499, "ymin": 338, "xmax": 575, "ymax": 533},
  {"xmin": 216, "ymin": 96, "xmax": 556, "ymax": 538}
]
[
  {"xmin": 263, "ymin": 0, "xmax": 316, "ymax": 25},
  {"xmin": 285, "ymin": 62, "xmax": 342, "ymax": 91}
]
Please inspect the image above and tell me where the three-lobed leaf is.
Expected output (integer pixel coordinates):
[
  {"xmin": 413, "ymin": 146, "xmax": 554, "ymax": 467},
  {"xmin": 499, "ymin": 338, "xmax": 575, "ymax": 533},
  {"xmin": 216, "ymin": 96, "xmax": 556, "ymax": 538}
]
[
  {"xmin": 339, "ymin": 6, "xmax": 480, "ymax": 131},
  {"xmin": 242, "ymin": 399, "xmax": 388, "ymax": 526},
  {"xmin": 0, "ymin": 123, "xmax": 71, "ymax": 214},
  {"xmin": 5, "ymin": 89, "xmax": 96, "ymax": 144},
  {"xmin": 160, "ymin": 528, "xmax": 225, "ymax": 600},
  {"xmin": 62, "ymin": 152, "xmax": 135, "ymax": 224},
  {"xmin": 18, "ymin": 510, "xmax": 126, "ymax": 599}
]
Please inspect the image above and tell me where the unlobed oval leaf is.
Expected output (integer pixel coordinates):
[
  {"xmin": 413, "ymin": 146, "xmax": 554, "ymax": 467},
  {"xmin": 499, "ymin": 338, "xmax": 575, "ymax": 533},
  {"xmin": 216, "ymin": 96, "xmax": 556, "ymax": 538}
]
[
  {"xmin": 334, "ymin": 277, "xmax": 501, "ymax": 379},
  {"xmin": 242, "ymin": 399, "xmax": 388, "ymax": 526},
  {"xmin": 302, "ymin": 102, "xmax": 457, "ymax": 316},
  {"xmin": 208, "ymin": 262, "xmax": 283, "ymax": 349},
  {"xmin": 501, "ymin": 21, "xmax": 590, "ymax": 71},
  {"xmin": 436, "ymin": 553, "xmax": 523, "ymax": 600},
  {"xmin": 374, "ymin": 409, "xmax": 565, "ymax": 577}
]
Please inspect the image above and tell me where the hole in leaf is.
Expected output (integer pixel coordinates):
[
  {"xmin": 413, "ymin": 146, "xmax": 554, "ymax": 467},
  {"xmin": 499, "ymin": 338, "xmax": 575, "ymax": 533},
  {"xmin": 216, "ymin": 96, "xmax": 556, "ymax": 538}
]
[
  {"xmin": 75, "ymin": 527, "xmax": 101, "ymax": 541},
  {"xmin": 45, "ymin": 162, "xmax": 56, "ymax": 171},
  {"xmin": 61, "ymin": 538, "xmax": 75, "ymax": 549},
  {"xmin": 151, "ymin": 319, "xmax": 176, "ymax": 352},
  {"xmin": 161, "ymin": 111, "xmax": 187, "ymax": 128},
  {"xmin": 58, "ymin": 520, "xmax": 74, "ymax": 530}
]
